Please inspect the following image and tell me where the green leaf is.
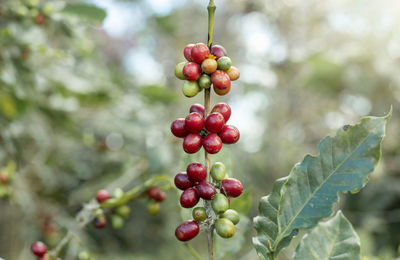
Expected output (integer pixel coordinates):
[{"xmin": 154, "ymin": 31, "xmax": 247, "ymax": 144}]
[
  {"xmin": 253, "ymin": 177, "xmax": 298, "ymax": 259},
  {"xmin": 230, "ymin": 188, "xmax": 252, "ymax": 215},
  {"xmin": 61, "ymin": 3, "xmax": 107, "ymax": 24},
  {"xmin": 294, "ymin": 211, "xmax": 361, "ymax": 260},
  {"xmin": 215, "ymin": 216, "xmax": 249, "ymax": 259},
  {"xmin": 276, "ymin": 111, "xmax": 391, "ymax": 249}
]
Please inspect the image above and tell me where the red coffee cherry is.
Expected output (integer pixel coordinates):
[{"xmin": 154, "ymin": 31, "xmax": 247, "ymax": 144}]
[
  {"xmin": 183, "ymin": 62, "xmax": 201, "ymax": 81},
  {"xmin": 220, "ymin": 178, "xmax": 243, "ymax": 197},
  {"xmin": 174, "ymin": 172, "xmax": 194, "ymax": 190},
  {"xmin": 213, "ymin": 84, "xmax": 231, "ymax": 96},
  {"xmin": 205, "ymin": 112, "xmax": 225, "ymax": 133},
  {"xmin": 187, "ymin": 162, "xmax": 207, "ymax": 183},
  {"xmin": 211, "ymin": 103, "xmax": 231, "ymax": 122},
  {"xmin": 196, "ymin": 181, "xmax": 217, "ymax": 200},
  {"xmin": 34, "ymin": 14, "xmax": 46, "ymax": 25},
  {"xmin": 190, "ymin": 103, "xmax": 205, "ymax": 117},
  {"xmin": 180, "ymin": 187, "xmax": 199, "ymax": 208},
  {"xmin": 147, "ymin": 187, "xmax": 166, "ymax": 202},
  {"xmin": 31, "ymin": 241, "xmax": 47, "ymax": 257},
  {"xmin": 185, "ymin": 112, "xmax": 204, "ymax": 133},
  {"xmin": 184, "ymin": 44, "xmax": 195, "ymax": 62},
  {"xmin": 211, "ymin": 44, "xmax": 227, "ymax": 60},
  {"xmin": 203, "ymin": 134, "xmax": 222, "ymax": 154},
  {"xmin": 175, "ymin": 221, "xmax": 200, "ymax": 241},
  {"xmin": 183, "ymin": 133, "xmax": 202, "ymax": 153},
  {"xmin": 211, "ymin": 70, "xmax": 231, "ymax": 90},
  {"xmin": 96, "ymin": 189, "xmax": 111, "ymax": 203},
  {"xmin": 191, "ymin": 43, "xmax": 210, "ymax": 64},
  {"xmin": 171, "ymin": 118, "xmax": 189, "ymax": 138},
  {"xmin": 219, "ymin": 125, "xmax": 240, "ymax": 144},
  {"xmin": 93, "ymin": 214, "xmax": 107, "ymax": 228}
]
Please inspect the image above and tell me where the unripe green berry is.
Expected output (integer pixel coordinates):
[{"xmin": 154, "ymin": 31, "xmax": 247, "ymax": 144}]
[
  {"xmin": 113, "ymin": 188, "xmax": 124, "ymax": 199},
  {"xmin": 211, "ymin": 193, "xmax": 229, "ymax": 214},
  {"xmin": 182, "ymin": 81, "xmax": 201, "ymax": 97},
  {"xmin": 175, "ymin": 62, "xmax": 187, "ymax": 80},
  {"xmin": 198, "ymin": 74, "xmax": 212, "ymax": 89},
  {"xmin": 111, "ymin": 214, "xmax": 124, "ymax": 229},
  {"xmin": 147, "ymin": 200, "xmax": 160, "ymax": 215},
  {"xmin": 192, "ymin": 207, "xmax": 207, "ymax": 222},
  {"xmin": 217, "ymin": 56, "xmax": 232, "ymax": 71},
  {"xmin": 115, "ymin": 205, "xmax": 131, "ymax": 219},
  {"xmin": 221, "ymin": 209, "xmax": 240, "ymax": 225},
  {"xmin": 215, "ymin": 218, "xmax": 235, "ymax": 238},
  {"xmin": 78, "ymin": 251, "xmax": 90, "ymax": 260},
  {"xmin": 210, "ymin": 162, "xmax": 226, "ymax": 181}
]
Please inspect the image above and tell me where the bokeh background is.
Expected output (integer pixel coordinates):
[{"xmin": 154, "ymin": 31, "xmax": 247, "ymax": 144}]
[{"xmin": 0, "ymin": 0, "xmax": 399, "ymax": 259}]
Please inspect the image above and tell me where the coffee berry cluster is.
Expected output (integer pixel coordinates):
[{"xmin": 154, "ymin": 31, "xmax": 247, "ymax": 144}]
[
  {"xmin": 93, "ymin": 186, "xmax": 166, "ymax": 229},
  {"xmin": 31, "ymin": 241, "xmax": 92, "ymax": 260},
  {"xmin": 171, "ymin": 103, "xmax": 240, "ymax": 154},
  {"xmin": 174, "ymin": 43, "xmax": 240, "ymax": 97}
]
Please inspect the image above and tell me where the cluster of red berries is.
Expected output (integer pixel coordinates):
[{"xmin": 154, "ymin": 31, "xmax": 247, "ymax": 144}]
[
  {"xmin": 171, "ymin": 103, "xmax": 240, "ymax": 154},
  {"xmin": 31, "ymin": 241, "xmax": 60, "ymax": 260},
  {"xmin": 93, "ymin": 187, "xmax": 166, "ymax": 229},
  {"xmin": 174, "ymin": 43, "xmax": 240, "ymax": 97},
  {"xmin": 174, "ymin": 162, "xmax": 243, "ymax": 241}
]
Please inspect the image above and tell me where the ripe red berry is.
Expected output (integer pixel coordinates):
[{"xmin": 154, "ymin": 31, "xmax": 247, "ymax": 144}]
[
  {"xmin": 183, "ymin": 62, "xmax": 201, "ymax": 81},
  {"xmin": 191, "ymin": 43, "xmax": 210, "ymax": 64},
  {"xmin": 211, "ymin": 103, "xmax": 231, "ymax": 122},
  {"xmin": 196, "ymin": 181, "xmax": 217, "ymax": 200},
  {"xmin": 34, "ymin": 14, "xmax": 46, "ymax": 25},
  {"xmin": 185, "ymin": 112, "xmax": 204, "ymax": 133},
  {"xmin": 203, "ymin": 134, "xmax": 222, "ymax": 154},
  {"xmin": 219, "ymin": 125, "xmax": 240, "ymax": 144},
  {"xmin": 93, "ymin": 215, "xmax": 107, "ymax": 228},
  {"xmin": 205, "ymin": 112, "xmax": 225, "ymax": 133},
  {"xmin": 220, "ymin": 178, "xmax": 243, "ymax": 197},
  {"xmin": 31, "ymin": 241, "xmax": 47, "ymax": 257},
  {"xmin": 190, "ymin": 103, "xmax": 205, "ymax": 117},
  {"xmin": 183, "ymin": 133, "xmax": 202, "ymax": 153},
  {"xmin": 175, "ymin": 221, "xmax": 200, "ymax": 241},
  {"xmin": 211, "ymin": 45, "xmax": 227, "ymax": 60},
  {"xmin": 180, "ymin": 187, "xmax": 199, "ymax": 208},
  {"xmin": 213, "ymin": 85, "xmax": 231, "ymax": 96},
  {"xmin": 171, "ymin": 118, "xmax": 189, "ymax": 138},
  {"xmin": 96, "ymin": 189, "xmax": 111, "ymax": 203},
  {"xmin": 147, "ymin": 187, "xmax": 166, "ymax": 202},
  {"xmin": 211, "ymin": 70, "xmax": 231, "ymax": 90},
  {"xmin": 184, "ymin": 44, "xmax": 195, "ymax": 62},
  {"xmin": 187, "ymin": 163, "xmax": 207, "ymax": 183},
  {"xmin": 174, "ymin": 172, "xmax": 194, "ymax": 190}
]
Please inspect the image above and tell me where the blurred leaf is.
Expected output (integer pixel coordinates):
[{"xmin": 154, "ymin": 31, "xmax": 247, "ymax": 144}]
[
  {"xmin": 140, "ymin": 85, "xmax": 177, "ymax": 104},
  {"xmin": 215, "ymin": 216, "xmax": 249, "ymax": 259},
  {"xmin": 294, "ymin": 211, "xmax": 361, "ymax": 260},
  {"xmin": 61, "ymin": 3, "xmax": 107, "ymax": 24},
  {"xmin": 230, "ymin": 188, "xmax": 252, "ymax": 215}
]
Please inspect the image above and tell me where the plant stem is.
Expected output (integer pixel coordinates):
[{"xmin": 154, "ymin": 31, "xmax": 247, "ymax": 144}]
[
  {"xmin": 185, "ymin": 243, "xmax": 206, "ymax": 260},
  {"xmin": 206, "ymin": 1, "xmax": 216, "ymax": 260}
]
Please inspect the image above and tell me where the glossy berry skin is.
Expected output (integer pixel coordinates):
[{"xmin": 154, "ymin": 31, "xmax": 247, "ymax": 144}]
[
  {"xmin": 192, "ymin": 207, "xmax": 207, "ymax": 222},
  {"xmin": 174, "ymin": 172, "xmax": 194, "ymax": 190},
  {"xmin": 203, "ymin": 134, "xmax": 222, "ymax": 154},
  {"xmin": 191, "ymin": 43, "xmax": 210, "ymax": 64},
  {"xmin": 96, "ymin": 189, "xmax": 111, "ymax": 203},
  {"xmin": 196, "ymin": 181, "xmax": 217, "ymax": 200},
  {"xmin": 185, "ymin": 112, "xmax": 204, "ymax": 133},
  {"xmin": 211, "ymin": 70, "xmax": 231, "ymax": 90},
  {"xmin": 211, "ymin": 45, "xmax": 227, "ymax": 60},
  {"xmin": 31, "ymin": 241, "xmax": 47, "ymax": 257},
  {"xmin": 217, "ymin": 56, "xmax": 232, "ymax": 71},
  {"xmin": 180, "ymin": 187, "xmax": 199, "ymax": 208},
  {"xmin": 175, "ymin": 221, "xmax": 200, "ymax": 241},
  {"xmin": 213, "ymin": 85, "xmax": 231, "ymax": 96},
  {"xmin": 147, "ymin": 187, "xmax": 166, "ymax": 202},
  {"xmin": 226, "ymin": 66, "xmax": 240, "ymax": 81},
  {"xmin": 221, "ymin": 209, "xmax": 240, "ymax": 225},
  {"xmin": 175, "ymin": 61, "xmax": 187, "ymax": 80},
  {"xmin": 205, "ymin": 112, "xmax": 225, "ymax": 133},
  {"xmin": 215, "ymin": 218, "xmax": 235, "ymax": 238},
  {"xmin": 182, "ymin": 81, "xmax": 201, "ymax": 97},
  {"xmin": 221, "ymin": 178, "xmax": 243, "ymax": 197},
  {"xmin": 171, "ymin": 118, "xmax": 189, "ymax": 138},
  {"xmin": 212, "ymin": 193, "xmax": 229, "ymax": 214},
  {"xmin": 219, "ymin": 125, "xmax": 240, "ymax": 144},
  {"xmin": 211, "ymin": 103, "xmax": 231, "ymax": 122},
  {"xmin": 190, "ymin": 103, "xmax": 205, "ymax": 117},
  {"xmin": 183, "ymin": 62, "xmax": 201, "ymax": 81},
  {"xmin": 187, "ymin": 163, "xmax": 207, "ymax": 183},
  {"xmin": 210, "ymin": 162, "xmax": 226, "ymax": 181},
  {"xmin": 184, "ymin": 44, "xmax": 195, "ymax": 62},
  {"xmin": 93, "ymin": 214, "xmax": 107, "ymax": 228},
  {"xmin": 183, "ymin": 133, "xmax": 202, "ymax": 153},
  {"xmin": 198, "ymin": 74, "xmax": 212, "ymax": 89},
  {"xmin": 201, "ymin": 58, "xmax": 218, "ymax": 74}
]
